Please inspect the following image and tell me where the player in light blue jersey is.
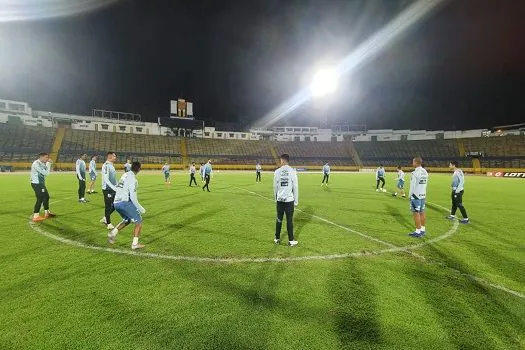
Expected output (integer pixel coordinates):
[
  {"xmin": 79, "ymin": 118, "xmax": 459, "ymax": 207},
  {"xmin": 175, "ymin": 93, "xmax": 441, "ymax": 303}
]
[
  {"xmin": 376, "ymin": 164, "xmax": 386, "ymax": 192},
  {"xmin": 87, "ymin": 155, "xmax": 98, "ymax": 194},
  {"xmin": 446, "ymin": 160, "xmax": 469, "ymax": 224},
  {"xmin": 30, "ymin": 152, "xmax": 56, "ymax": 222},
  {"xmin": 321, "ymin": 162, "xmax": 330, "ymax": 187},
  {"xmin": 162, "ymin": 163, "xmax": 171, "ymax": 185},
  {"xmin": 393, "ymin": 166, "xmax": 406, "ymax": 198},
  {"xmin": 202, "ymin": 159, "xmax": 212, "ymax": 192},
  {"xmin": 408, "ymin": 157, "xmax": 428, "ymax": 238},
  {"xmin": 100, "ymin": 152, "xmax": 118, "ymax": 230},
  {"xmin": 76, "ymin": 154, "xmax": 89, "ymax": 203},
  {"xmin": 108, "ymin": 161, "xmax": 146, "ymax": 250}
]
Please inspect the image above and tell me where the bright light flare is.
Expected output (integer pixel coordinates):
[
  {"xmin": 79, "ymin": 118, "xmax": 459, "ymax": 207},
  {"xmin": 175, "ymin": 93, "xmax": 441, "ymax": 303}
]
[
  {"xmin": 255, "ymin": 0, "xmax": 448, "ymax": 129},
  {"xmin": 0, "ymin": 0, "xmax": 120, "ymax": 22},
  {"xmin": 310, "ymin": 68, "xmax": 339, "ymax": 97}
]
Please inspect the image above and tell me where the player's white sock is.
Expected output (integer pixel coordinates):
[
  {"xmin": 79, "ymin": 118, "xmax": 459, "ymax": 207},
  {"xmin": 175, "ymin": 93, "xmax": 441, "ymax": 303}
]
[
  {"xmin": 132, "ymin": 237, "xmax": 139, "ymax": 247},
  {"xmin": 415, "ymin": 228, "xmax": 421, "ymax": 234},
  {"xmin": 110, "ymin": 228, "xmax": 118, "ymax": 238},
  {"xmin": 421, "ymin": 226, "xmax": 426, "ymax": 232},
  {"xmin": 45, "ymin": 210, "xmax": 49, "ymax": 215}
]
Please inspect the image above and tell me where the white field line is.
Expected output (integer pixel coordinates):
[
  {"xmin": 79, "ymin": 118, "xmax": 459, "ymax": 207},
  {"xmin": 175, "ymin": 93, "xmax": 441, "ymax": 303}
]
[
  {"xmin": 27, "ymin": 189, "xmax": 524, "ymax": 300},
  {"xmin": 234, "ymin": 187, "xmax": 433, "ymax": 259}
]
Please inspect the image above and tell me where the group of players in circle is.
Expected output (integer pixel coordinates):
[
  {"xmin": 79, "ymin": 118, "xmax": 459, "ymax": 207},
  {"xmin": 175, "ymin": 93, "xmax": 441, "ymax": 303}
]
[{"xmin": 29, "ymin": 152, "xmax": 470, "ymax": 249}]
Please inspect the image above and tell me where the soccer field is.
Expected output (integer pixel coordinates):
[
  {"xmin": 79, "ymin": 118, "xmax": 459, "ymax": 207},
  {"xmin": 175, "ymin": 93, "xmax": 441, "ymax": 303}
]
[{"xmin": 1, "ymin": 171, "xmax": 524, "ymax": 349}]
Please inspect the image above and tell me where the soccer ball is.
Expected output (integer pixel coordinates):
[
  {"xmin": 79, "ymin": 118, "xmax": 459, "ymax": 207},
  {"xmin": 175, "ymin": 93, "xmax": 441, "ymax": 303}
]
[{"xmin": 382, "ymin": 188, "xmax": 387, "ymax": 193}]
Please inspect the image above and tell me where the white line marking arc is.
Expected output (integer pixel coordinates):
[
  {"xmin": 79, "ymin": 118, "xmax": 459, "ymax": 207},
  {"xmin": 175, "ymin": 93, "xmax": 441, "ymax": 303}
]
[{"xmin": 27, "ymin": 187, "xmax": 524, "ymax": 300}]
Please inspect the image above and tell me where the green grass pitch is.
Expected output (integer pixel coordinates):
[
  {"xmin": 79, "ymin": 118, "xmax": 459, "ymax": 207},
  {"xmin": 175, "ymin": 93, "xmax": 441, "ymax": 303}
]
[{"xmin": 0, "ymin": 171, "xmax": 524, "ymax": 349}]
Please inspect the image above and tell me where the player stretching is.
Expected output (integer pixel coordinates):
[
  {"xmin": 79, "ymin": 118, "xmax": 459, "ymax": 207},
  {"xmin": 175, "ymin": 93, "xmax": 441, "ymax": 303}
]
[
  {"xmin": 189, "ymin": 162, "xmax": 198, "ymax": 186},
  {"xmin": 162, "ymin": 163, "xmax": 171, "ymax": 185},
  {"xmin": 393, "ymin": 166, "xmax": 406, "ymax": 197},
  {"xmin": 376, "ymin": 164, "xmax": 386, "ymax": 192},
  {"xmin": 256, "ymin": 162, "xmax": 262, "ymax": 183},
  {"xmin": 124, "ymin": 159, "xmax": 132, "ymax": 173},
  {"xmin": 274, "ymin": 154, "xmax": 299, "ymax": 246},
  {"xmin": 100, "ymin": 152, "xmax": 118, "ymax": 230},
  {"xmin": 87, "ymin": 155, "xmax": 98, "ymax": 194},
  {"xmin": 202, "ymin": 159, "xmax": 212, "ymax": 192},
  {"xmin": 321, "ymin": 162, "xmax": 330, "ymax": 187},
  {"xmin": 446, "ymin": 160, "xmax": 470, "ymax": 224},
  {"xmin": 408, "ymin": 157, "xmax": 428, "ymax": 238},
  {"xmin": 76, "ymin": 154, "xmax": 89, "ymax": 203},
  {"xmin": 108, "ymin": 161, "xmax": 146, "ymax": 250},
  {"xmin": 30, "ymin": 153, "xmax": 56, "ymax": 222}
]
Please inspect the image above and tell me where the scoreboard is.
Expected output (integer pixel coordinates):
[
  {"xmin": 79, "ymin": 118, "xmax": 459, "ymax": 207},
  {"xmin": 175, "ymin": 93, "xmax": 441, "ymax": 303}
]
[{"xmin": 170, "ymin": 98, "xmax": 194, "ymax": 119}]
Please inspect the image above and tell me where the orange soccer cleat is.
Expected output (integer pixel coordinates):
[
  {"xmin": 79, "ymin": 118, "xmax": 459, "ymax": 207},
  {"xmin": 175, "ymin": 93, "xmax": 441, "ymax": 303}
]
[
  {"xmin": 45, "ymin": 212, "xmax": 57, "ymax": 218},
  {"xmin": 32, "ymin": 216, "xmax": 46, "ymax": 222}
]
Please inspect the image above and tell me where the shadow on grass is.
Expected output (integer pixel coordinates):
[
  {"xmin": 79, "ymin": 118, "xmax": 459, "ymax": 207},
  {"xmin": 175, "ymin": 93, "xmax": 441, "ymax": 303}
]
[
  {"xmin": 293, "ymin": 205, "xmax": 314, "ymax": 241},
  {"xmin": 410, "ymin": 245, "xmax": 525, "ymax": 349},
  {"xmin": 148, "ymin": 207, "xmax": 225, "ymax": 244},
  {"xmin": 458, "ymin": 240, "xmax": 525, "ymax": 288},
  {"xmin": 328, "ymin": 258, "xmax": 382, "ymax": 347},
  {"xmin": 385, "ymin": 204, "xmax": 413, "ymax": 231}
]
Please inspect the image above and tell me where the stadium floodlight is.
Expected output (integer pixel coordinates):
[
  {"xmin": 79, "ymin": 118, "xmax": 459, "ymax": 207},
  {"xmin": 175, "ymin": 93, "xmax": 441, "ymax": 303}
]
[{"xmin": 310, "ymin": 68, "xmax": 339, "ymax": 97}]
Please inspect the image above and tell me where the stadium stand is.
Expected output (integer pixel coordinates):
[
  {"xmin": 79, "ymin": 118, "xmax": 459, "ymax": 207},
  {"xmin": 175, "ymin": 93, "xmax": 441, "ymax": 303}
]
[
  {"xmin": 1, "ymin": 124, "xmax": 524, "ymax": 170},
  {"xmin": 354, "ymin": 139, "xmax": 471, "ymax": 168},
  {"xmin": 0, "ymin": 123, "xmax": 55, "ymax": 162},
  {"xmin": 463, "ymin": 135, "xmax": 525, "ymax": 168},
  {"xmin": 58, "ymin": 129, "xmax": 183, "ymax": 164},
  {"xmin": 187, "ymin": 138, "xmax": 275, "ymax": 165},
  {"xmin": 272, "ymin": 141, "xmax": 355, "ymax": 166}
]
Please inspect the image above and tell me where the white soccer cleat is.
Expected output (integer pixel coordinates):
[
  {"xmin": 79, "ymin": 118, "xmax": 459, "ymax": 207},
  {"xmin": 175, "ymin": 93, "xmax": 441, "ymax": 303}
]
[
  {"xmin": 289, "ymin": 240, "xmax": 298, "ymax": 247},
  {"xmin": 107, "ymin": 223, "xmax": 115, "ymax": 230},
  {"xmin": 376, "ymin": 189, "xmax": 380, "ymax": 192},
  {"xmin": 274, "ymin": 238, "xmax": 280, "ymax": 244},
  {"xmin": 132, "ymin": 244, "xmax": 145, "ymax": 250},
  {"xmin": 382, "ymin": 188, "xmax": 387, "ymax": 193},
  {"xmin": 107, "ymin": 229, "xmax": 118, "ymax": 244}
]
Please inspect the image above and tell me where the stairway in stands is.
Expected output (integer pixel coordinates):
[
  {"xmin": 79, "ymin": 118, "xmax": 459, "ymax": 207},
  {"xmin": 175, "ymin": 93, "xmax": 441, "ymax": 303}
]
[
  {"xmin": 268, "ymin": 143, "xmax": 280, "ymax": 166},
  {"xmin": 180, "ymin": 137, "xmax": 189, "ymax": 168},
  {"xmin": 50, "ymin": 127, "xmax": 66, "ymax": 163},
  {"xmin": 345, "ymin": 140, "xmax": 363, "ymax": 167}
]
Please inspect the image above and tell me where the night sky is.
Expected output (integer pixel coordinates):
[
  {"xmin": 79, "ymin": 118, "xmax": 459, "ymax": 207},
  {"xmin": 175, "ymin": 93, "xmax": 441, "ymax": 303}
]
[{"xmin": 0, "ymin": 0, "xmax": 524, "ymax": 130}]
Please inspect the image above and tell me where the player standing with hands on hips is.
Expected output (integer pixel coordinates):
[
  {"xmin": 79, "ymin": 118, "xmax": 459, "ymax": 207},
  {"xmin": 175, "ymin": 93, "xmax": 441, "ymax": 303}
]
[{"xmin": 273, "ymin": 154, "xmax": 299, "ymax": 246}]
